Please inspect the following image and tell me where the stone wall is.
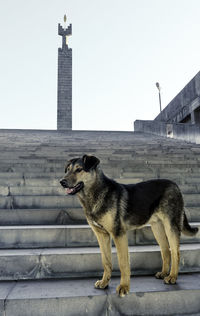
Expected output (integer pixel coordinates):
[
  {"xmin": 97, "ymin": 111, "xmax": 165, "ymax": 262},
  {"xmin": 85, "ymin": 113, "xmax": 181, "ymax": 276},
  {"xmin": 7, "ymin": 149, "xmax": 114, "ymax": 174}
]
[{"xmin": 134, "ymin": 120, "xmax": 200, "ymax": 144}]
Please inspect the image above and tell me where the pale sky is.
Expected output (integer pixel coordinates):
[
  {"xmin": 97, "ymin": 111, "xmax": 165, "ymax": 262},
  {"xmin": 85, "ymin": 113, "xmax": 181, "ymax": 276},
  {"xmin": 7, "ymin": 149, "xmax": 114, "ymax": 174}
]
[{"xmin": 1, "ymin": 0, "xmax": 200, "ymax": 131}]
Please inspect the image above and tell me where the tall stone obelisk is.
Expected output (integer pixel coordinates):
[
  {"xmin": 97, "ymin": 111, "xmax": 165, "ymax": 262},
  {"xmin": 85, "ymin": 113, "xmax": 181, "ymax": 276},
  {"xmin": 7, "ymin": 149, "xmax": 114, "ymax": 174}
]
[{"xmin": 57, "ymin": 16, "xmax": 72, "ymax": 130}]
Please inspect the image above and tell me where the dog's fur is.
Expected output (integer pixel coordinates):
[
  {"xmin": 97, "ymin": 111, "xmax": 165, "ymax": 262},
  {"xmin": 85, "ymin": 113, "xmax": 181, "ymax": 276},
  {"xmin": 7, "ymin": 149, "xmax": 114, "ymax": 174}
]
[{"xmin": 60, "ymin": 155, "xmax": 198, "ymax": 297}]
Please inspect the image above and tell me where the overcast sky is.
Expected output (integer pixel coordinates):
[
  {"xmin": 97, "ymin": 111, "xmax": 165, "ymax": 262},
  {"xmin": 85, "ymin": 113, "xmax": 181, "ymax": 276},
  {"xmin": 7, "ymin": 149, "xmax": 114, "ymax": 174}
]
[{"xmin": 1, "ymin": 0, "xmax": 200, "ymax": 131}]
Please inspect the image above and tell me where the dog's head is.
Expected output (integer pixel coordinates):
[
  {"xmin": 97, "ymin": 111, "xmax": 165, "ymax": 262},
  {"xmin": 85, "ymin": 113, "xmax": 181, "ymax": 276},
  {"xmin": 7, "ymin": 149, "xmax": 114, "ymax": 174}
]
[{"xmin": 60, "ymin": 155, "xmax": 100, "ymax": 195}]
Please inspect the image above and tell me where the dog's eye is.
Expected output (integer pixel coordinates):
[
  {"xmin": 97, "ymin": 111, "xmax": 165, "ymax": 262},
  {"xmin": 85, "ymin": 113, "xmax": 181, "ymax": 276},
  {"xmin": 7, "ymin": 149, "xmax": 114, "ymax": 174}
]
[
  {"xmin": 76, "ymin": 168, "xmax": 83, "ymax": 173},
  {"xmin": 65, "ymin": 166, "xmax": 70, "ymax": 173}
]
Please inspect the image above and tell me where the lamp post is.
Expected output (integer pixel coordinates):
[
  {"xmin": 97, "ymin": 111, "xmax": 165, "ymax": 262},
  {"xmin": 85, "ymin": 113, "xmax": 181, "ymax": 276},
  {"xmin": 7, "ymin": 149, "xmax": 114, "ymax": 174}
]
[{"xmin": 156, "ymin": 82, "xmax": 162, "ymax": 113}]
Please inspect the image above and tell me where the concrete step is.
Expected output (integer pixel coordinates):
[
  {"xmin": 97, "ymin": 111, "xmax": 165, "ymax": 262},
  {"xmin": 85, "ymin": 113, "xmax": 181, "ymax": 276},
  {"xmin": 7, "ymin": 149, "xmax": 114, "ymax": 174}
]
[
  {"xmin": 0, "ymin": 223, "xmax": 199, "ymax": 249},
  {"xmin": 0, "ymin": 207, "xmax": 86, "ymax": 225},
  {"xmin": 1, "ymin": 169, "xmax": 200, "ymax": 186},
  {"xmin": 183, "ymin": 194, "xmax": 200, "ymax": 206},
  {"xmin": 0, "ymin": 208, "xmax": 86, "ymax": 225},
  {"xmin": 6, "ymin": 166, "xmax": 200, "ymax": 176},
  {"xmin": 1, "ymin": 152, "xmax": 200, "ymax": 162},
  {"xmin": 0, "ymin": 129, "xmax": 197, "ymax": 144},
  {"xmin": 0, "ymin": 273, "xmax": 199, "ymax": 316},
  {"xmin": 187, "ymin": 207, "xmax": 200, "ymax": 221},
  {"xmin": 0, "ymin": 150, "xmax": 200, "ymax": 163},
  {"xmin": 0, "ymin": 141, "xmax": 198, "ymax": 152},
  {"xmin": 0, "ymin": 139, "xmax": 196, "ymax": 151},
  {"xmin": 122, "ymin": 169, "xmax": 200, "ymax": 178},
  {"xmin": 0, "ymin": 244, "xmax": 199, "ymax": 280},
  {"xmin": 0, "ymin": 131, "xmax": 199, "ymax": 156},
  {"xmin": 135, "ymin": 222, "xmax": 200, "ymax": 245},
  {"xmin": 0, "ymin": 206, "xmax": 199, "ymax": 225},
  {"xmin": 1, "ymin": 161, "xmax": 199, "ymax": 174},
  {"xmin": 1, "ymin": 159, "xmax": 200, "ymax": 176},
  {"xmin": 1, "ymin": 193, "xmax": 200, "ymax": 210},
  {"xmin": 1, "ymin": 183, "xmax": 200, "ymax": 197},
  {"xmin": 0, "ymin": 225, "xmax": 93, "ymax": 248},
  {"xmin": 0, "ymin": 139, "xmax": 197, "ymax": 150},
  {"xmin": 0, "ymin": 195, "xmax": 79, "ymax": 209},
  {"xmin": 0, "ymin": 174, "xmax": 200, "ymax": 195}
]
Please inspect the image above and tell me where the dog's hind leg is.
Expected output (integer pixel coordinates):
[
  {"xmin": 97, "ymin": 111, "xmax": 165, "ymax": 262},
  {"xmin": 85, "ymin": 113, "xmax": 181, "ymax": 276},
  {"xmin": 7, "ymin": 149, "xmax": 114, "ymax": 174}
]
[
  {"xmin": 91, "ymin": 226, "xmax": 112, "ymax": 289},
  {"xmin": 112, "ymin": 233, "xmax": 130, "ymax": 297},
  {"xmin": 163, "ymin": 219, "xmax": 180, "ymax": 284},
  {"xmin": 151, "ymin": 221, "xmax": 171, "ymax": 280}
]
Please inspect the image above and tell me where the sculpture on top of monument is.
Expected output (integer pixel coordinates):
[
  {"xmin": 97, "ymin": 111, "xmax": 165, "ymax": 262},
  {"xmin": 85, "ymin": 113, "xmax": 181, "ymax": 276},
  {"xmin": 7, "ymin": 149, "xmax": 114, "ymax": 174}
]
[{"xmin": 58, "ymin": 15, "xmax": 72, "ymax": 50}]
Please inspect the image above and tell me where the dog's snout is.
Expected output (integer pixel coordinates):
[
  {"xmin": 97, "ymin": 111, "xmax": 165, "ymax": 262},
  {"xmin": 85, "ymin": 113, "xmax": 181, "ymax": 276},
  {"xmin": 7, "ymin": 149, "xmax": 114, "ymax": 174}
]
[{"xmin": 60, "ymin": 179, "xmax": 68, "ymax": 188}]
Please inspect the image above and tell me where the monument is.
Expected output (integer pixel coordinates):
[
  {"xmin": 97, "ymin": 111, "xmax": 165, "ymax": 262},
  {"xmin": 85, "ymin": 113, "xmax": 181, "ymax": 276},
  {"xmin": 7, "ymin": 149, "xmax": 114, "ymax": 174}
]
[{"xmin": 57, "ymin": 15, "xmax": 72, "ymax": 130}]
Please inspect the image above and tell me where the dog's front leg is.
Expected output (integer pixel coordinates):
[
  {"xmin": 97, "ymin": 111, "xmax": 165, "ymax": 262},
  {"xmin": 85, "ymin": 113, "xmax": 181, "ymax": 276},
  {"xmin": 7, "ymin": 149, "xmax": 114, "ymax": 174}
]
[
  {"xmin": 91, "ymin": 225, "xmax": 112, "ymax": 289},
  {"xmin": 112, "ymin": 233, "xmax": 130, "ymax": 297}
]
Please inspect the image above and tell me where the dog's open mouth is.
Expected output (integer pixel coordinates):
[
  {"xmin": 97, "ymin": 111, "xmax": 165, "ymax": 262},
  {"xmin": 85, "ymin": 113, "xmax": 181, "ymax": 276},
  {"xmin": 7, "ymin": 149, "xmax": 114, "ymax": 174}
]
[{"xmin": 66, "ymin": 182, "xmax": 84, "ymax": 195}]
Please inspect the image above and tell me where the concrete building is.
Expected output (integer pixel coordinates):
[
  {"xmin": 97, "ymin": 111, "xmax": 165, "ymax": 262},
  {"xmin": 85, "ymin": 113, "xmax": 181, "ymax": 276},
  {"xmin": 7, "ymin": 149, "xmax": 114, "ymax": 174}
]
[
  {"xmin": 135, "ymin": 71, "xmax": 200, "ymax": 144},
  {"xmin": 155, "ymin": 71, "xmax": 200, "ymax": 125},
  {"xmin": 57, "ymin": 19, "xmax": 72, "ymax": 130}
]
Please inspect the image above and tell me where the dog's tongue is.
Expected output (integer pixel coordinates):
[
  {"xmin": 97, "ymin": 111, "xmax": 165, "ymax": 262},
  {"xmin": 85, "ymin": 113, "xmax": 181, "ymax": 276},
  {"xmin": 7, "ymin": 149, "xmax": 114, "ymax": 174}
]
[{"xmin": 66, "ymin": 188, "xmax": 74, "ymax": 194}]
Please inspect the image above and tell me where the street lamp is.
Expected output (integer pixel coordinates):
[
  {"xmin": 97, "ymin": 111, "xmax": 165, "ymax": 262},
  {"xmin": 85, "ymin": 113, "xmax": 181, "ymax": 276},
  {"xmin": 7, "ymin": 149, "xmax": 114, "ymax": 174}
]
[{"xmin": 156, "ymin": 82, "xmax": 162, "ymax": 113}]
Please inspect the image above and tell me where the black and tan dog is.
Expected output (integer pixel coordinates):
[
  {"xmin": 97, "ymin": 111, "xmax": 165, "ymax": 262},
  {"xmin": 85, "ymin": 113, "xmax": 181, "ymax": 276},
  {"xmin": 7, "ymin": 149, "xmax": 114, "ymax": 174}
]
[{"xmin": 60, "ymin": 154, "xmax": 198, "ymax": 297}]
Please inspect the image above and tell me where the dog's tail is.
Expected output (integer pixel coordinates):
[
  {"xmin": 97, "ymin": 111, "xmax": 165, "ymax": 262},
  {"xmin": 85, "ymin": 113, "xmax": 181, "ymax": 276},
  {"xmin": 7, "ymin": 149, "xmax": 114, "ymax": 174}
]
[{"xmin": 182, "ymin": 210, "xmax": 199, "ymax": 236}]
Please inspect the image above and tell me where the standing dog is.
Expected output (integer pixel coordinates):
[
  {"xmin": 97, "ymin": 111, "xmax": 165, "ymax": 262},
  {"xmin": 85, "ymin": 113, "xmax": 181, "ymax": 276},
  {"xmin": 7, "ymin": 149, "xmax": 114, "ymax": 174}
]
[{"xmin": 60, "ymin": 154, "xmax": 198, "ymax": 297}]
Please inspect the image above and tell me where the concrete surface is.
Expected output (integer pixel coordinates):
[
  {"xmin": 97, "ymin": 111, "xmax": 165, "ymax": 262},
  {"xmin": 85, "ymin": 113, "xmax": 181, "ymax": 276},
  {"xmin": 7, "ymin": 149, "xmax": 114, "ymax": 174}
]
[
  {"xmin": 0, "ymin": 244, "xmax": 199, "ymax": 280},
  {"xmin": 0, "ymin": 273, "xmax": 199, "ymax": 315},
  {"xmin": 0, "ymin": 129, "xmax": 200, "ymax": 315},
  {"xmin": 0, "ymin": 223, "xmax": 199, "ymax": 249}
]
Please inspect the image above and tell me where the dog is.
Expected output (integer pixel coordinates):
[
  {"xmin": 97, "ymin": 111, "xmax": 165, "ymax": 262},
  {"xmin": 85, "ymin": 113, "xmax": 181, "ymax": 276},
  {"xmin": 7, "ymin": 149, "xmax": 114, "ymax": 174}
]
[{"xmin": 60, "ymin": 154, "xmax": 198, "ymax": 297}]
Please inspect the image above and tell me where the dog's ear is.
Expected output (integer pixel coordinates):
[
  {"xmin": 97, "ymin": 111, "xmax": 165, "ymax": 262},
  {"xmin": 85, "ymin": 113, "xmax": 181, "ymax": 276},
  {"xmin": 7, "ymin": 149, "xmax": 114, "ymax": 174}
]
[{"xmin": 82, "ymin": 155, "xmax": 100, "ymax": 171}]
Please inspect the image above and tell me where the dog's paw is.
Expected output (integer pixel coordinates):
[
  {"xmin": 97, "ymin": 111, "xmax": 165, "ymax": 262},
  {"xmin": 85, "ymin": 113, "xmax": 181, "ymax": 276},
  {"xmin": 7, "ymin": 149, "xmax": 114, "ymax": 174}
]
[
  {"xmin": 164, "ymin": 275, "xmax": 177, "ymax": 284},
  {"xmin": 95, "ymin": 279, "xmax": 109, "ymax": 289},
  {"xmin": 116, "ymin": 284, "xmax": 129, "ymax": 297},
  {"xmin": 155, "ymin": 271, "xmax": 168, "ymax": 279}
]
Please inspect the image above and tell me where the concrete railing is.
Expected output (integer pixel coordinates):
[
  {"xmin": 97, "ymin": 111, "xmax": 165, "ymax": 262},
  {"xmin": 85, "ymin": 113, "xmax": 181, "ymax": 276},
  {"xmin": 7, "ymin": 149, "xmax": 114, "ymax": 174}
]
[{"xmin": 134, "ymin": 120, "xmax": 200, "ymax": 144}]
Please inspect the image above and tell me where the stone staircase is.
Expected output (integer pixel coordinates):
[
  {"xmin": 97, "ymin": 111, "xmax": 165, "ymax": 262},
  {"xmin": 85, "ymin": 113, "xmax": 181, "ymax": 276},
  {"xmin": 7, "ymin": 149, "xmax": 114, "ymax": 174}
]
[{"xmin": 0, "ymin": 129, "xmax": 200, "ymax": 315}]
